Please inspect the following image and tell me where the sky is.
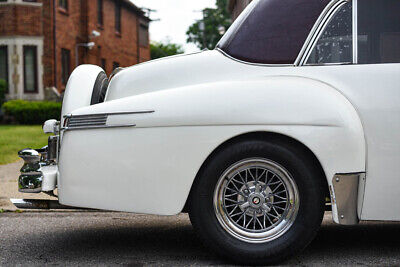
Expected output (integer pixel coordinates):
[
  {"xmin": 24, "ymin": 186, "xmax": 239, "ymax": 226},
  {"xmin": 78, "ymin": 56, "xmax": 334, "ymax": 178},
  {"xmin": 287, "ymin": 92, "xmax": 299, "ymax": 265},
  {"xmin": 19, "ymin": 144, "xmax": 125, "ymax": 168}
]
[{"xmin": 131, "ymin": 0, "xmax": 216, "ymax": 53}]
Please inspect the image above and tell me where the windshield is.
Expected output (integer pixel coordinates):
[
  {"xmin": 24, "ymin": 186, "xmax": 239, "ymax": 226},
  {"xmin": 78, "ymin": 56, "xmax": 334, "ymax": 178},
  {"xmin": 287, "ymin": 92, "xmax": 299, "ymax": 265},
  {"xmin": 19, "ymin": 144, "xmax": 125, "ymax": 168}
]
[{"xmin": 217, "ymin": 0, "xmax": 331, "ymax": 64}]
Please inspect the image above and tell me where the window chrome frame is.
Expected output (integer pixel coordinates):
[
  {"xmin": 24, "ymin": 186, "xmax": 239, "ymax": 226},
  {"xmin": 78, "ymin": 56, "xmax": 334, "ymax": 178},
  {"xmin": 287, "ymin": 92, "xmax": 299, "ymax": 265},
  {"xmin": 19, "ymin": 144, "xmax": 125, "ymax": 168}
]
[
  {"xmin": 297, "ymin": 0, "xmax": 358, "ymax": 66},
  {"xmin": 217, "ymin": 0, "xmax": 359, "ymax": 67}
]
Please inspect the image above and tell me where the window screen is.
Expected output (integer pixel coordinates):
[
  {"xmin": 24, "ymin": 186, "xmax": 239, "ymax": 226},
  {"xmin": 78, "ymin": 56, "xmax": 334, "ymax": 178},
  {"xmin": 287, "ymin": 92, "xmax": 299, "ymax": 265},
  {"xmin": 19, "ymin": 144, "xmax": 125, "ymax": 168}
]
[
  {"xmin": 0, "ymin": 46, "xmax": 8, "ymax": 93},
  {"xmin": 97, "ymin": 0, "xmax": 103, "ymax": 26},
  {"xmin": 358, "ymin": 0, "xmax": 400, "ymax": 64},
  {"xmin": 139, "ymin": 22, "xmax": 149, "ymax": 47},
  {"xmin": 307, "ymin": 1, "xmax": 353, "ymax": 64},
  {"xmin": 61, "ymin": 48, "xmax": 70, "ymax": 85},
  {"xmin": 115, "ymin": 1, "xmax": 121, "ymax": 33},
  {"xmin": 59, "ymin": 0, "xmax": 68, "ymax": 10},
  {"xmin": 218, "ymin": 0, "xmax": 330, "ymax": 64},
  {"xmin": 23, "ymin": 46, "xmax": 38, "ymax": 93}
]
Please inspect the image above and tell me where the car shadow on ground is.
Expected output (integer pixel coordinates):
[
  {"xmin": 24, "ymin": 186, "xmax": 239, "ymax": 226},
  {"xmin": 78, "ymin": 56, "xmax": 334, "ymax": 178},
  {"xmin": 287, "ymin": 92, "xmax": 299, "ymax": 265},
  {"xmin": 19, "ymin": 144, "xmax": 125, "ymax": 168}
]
[{"xmin": 5, "ymin": 213, "xmax": 400, "ymax": 265}]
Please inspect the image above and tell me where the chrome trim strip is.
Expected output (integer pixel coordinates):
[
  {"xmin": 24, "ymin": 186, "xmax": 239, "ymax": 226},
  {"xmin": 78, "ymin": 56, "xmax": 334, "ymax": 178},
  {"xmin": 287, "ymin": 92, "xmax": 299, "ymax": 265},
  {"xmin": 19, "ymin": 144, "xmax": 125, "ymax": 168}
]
[
  {"xmin": 10, "ymin": 199, "xmax": 84, "ymax": 210},
  {"xmin": 295, "ymin": 0, "xmax": 344, "ymax": 65},
  {"xmin": 62, "ymin": 110, "xmax": 154, "ymax": 131},
  {"xmin": 299, "ymin": 0, "xmax": 348, "ymax": 66},
  {"xmin": 216, "ymin": 48, "xmax": 294, "ymax": 67},
  {"xmin": 63, "ymin": 110, "xmax": 154, "ymax": 119},
  {"xmin": 62, "ymin": 124, "xmax": 136, "ymax": 131},
  {"xmin": 331, "ymin": 172, "xmax": 364, "ymax": 225},
  {"xmin": 352, "ymin": 0, "xmax": 358, "ymax": 64}
]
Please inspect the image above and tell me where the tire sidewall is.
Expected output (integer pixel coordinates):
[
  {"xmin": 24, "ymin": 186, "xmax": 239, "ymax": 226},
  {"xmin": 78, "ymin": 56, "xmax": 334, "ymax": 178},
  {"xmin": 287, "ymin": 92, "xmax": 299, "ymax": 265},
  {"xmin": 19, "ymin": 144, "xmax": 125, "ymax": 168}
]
[{"xmin": 189, "ymin": 139, "xmax": 325, "ymax": 264}]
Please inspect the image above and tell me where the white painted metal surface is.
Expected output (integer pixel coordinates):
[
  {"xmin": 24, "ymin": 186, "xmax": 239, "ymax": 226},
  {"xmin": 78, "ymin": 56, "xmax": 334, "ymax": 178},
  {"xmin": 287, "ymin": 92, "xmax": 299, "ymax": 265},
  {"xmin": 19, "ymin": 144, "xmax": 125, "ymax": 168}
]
[
  {"xmin": 57, "ymin": 50, "xmax": 368, "ymax": 223},
  {"xmin": 41, "ymin": 165, "xmax": 58, "ymax": 192},
  {"xmin": 54, "ymin": 0, "xmax": 400, "ymax": 223}
]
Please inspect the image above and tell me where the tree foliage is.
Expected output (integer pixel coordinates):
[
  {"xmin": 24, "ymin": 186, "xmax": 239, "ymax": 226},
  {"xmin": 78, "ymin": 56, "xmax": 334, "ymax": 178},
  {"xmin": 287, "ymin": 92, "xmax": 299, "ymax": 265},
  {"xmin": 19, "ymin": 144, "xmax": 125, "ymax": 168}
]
[
  {"xmin": 186, "ymin": 0, "xmax": 232, "ymax": 50},
  {"xmin": 150, "ymin": 40, "xmax": 184, "ymax": 60}
]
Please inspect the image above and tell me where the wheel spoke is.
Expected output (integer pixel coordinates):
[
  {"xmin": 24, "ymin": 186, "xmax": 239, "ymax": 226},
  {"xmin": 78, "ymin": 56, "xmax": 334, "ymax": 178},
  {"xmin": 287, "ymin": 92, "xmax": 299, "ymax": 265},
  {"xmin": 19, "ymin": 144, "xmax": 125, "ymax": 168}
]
[
  {"xmin": 256, "ymin": 169, "xmax": 267, "ymax": 184},
  {"xmin": 272, "ymin": 205, "xmax": 286, "ymax": 211},
  {"xmin": 272, "ymin": 200, "xmax": 287, "ymax": 205},
  {"xmin": 272, "ymin": 194, "xmax": 287, "ymax": 200},
  {"xmin": 245, "ymin": 215, "xmax": 254, "ymax": 228},
  {"xmin": 214, "ymin": 158, "xmax": 299, "ymax": 242},
  {"xmin": 253, "ymin": 211, "xmax": 257, "ymax": 230},
  {"xmin": 228, "ymin": 205, "xmax": 239, "ymax": 215}
]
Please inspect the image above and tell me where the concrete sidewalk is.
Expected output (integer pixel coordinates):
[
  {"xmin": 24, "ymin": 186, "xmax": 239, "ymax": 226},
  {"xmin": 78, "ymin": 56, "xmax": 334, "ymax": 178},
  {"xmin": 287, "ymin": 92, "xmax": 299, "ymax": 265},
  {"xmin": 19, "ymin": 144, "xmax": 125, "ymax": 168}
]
[{"xmin": 0, "ymin": 160, "xmax": 55, "ymax": 211}]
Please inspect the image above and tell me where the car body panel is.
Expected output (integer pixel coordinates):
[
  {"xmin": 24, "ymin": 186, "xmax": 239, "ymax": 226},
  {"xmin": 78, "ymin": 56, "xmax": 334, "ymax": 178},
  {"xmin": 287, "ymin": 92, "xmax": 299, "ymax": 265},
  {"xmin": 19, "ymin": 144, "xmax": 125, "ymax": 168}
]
[
  {"xmin": 59, "ymin": 53, "xmax": 366, "ymax": 223},
  {"xmin": 53, "ymin": 0, "xmax": 400, "ymax": 224}
]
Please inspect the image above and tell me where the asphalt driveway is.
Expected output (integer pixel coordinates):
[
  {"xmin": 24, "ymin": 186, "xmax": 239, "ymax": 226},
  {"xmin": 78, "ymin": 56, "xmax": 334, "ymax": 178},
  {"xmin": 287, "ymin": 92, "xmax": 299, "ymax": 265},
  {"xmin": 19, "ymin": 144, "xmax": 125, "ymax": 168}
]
[{"xmin": 1, "ymin": 211, "xmax": 400, "ymax": 266}]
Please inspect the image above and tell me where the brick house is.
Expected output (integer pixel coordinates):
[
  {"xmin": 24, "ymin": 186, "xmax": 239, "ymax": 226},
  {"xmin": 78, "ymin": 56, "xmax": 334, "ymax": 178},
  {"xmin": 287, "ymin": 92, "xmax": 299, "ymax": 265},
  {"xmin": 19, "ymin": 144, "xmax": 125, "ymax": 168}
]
[
  {"xmin": 0, "ymin": 0, "xmax": 150, "ymax": 101},
  {"xmin": 228, "ymin": 0, "xmax": 252, "ymax": 21}
]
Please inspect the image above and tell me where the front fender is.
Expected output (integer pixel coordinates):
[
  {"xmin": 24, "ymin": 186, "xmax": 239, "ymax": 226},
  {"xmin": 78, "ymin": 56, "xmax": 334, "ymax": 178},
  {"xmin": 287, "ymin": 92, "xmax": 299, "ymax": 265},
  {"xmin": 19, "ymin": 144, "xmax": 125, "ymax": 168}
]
[{"xmin": 60, "ymin": 76, "xmax": 366, "ymax": 222}]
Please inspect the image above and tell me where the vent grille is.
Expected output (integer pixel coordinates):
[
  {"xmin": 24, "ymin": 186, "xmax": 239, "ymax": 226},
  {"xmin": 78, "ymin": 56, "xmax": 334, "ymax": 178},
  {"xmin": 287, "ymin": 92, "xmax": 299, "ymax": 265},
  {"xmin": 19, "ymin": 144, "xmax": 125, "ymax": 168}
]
[{"xmin": 66, "ymin": 114, "xmax": 108, "ymax": 130}]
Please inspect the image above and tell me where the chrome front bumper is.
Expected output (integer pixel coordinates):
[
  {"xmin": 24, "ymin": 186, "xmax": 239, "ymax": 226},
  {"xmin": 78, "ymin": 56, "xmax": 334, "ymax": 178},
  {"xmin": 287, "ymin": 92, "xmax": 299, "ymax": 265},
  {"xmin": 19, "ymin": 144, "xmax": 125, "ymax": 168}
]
[{"xmin": 18, "ymin": 135, "xmax": 58, "ymax": 193}]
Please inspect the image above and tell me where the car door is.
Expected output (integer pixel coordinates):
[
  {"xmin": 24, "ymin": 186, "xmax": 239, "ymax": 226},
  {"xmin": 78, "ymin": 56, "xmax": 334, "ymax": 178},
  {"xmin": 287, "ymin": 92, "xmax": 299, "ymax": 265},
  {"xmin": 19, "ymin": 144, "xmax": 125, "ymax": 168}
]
[{"xmin": 298, "ymin": 0, "xmax": 400, "ymax": 220}]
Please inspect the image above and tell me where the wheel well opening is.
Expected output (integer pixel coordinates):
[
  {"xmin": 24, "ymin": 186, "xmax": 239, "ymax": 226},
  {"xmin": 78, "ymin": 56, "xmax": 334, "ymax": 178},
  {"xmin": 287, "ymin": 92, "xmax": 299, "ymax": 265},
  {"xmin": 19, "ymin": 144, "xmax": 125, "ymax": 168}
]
[{"xmin": 182, "ymin": 131, "xmax": 329, "ymax": 213}]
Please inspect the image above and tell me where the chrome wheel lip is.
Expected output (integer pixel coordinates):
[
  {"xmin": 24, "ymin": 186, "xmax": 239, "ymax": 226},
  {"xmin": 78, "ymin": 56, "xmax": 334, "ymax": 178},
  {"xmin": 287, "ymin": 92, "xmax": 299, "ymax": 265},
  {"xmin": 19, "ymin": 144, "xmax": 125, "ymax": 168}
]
[{"xmin": 213, "ymin": 158, "xmax": 300, "ymax": 244}]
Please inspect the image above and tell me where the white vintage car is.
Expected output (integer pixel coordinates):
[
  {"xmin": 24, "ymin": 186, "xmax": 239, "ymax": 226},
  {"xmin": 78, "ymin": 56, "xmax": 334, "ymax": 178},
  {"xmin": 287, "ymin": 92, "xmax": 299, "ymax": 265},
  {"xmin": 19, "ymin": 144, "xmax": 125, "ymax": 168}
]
[{"xmin": 13, "ymin": 0, "xmax": 400, "ymax": 264}]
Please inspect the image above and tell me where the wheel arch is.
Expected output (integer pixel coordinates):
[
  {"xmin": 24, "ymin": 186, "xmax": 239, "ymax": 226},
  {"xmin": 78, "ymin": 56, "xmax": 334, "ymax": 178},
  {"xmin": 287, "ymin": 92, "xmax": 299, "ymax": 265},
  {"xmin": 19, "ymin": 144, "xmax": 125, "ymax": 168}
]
[{"xmin": 183, "ymin": 131, "xmax": 329, "ymax": 213}]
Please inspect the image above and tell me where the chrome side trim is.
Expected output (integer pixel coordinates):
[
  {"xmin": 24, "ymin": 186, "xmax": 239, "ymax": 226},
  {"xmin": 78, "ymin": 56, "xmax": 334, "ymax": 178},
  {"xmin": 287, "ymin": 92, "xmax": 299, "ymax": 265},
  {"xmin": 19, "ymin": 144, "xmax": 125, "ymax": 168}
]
[
  {"xmin": 299, "ymin": 0, "xmax": 348, "ymax": 66},
  {"xmin": 216, "ymin": 48, "xmax": 293, "ymax": 67},
  {"xmin": 62, "ymin": 110, "xmax": 154, "ymax": 131},
  {"xmin": 295, "ymin": 0, "xmax": 345, "ymax": 65},
  {"xmin": 63, "ymin": 110, "xmax": 154, "ymax": 119},
  {"xmin": 331, "ymin": 172, "xmax": 364, "ymax": 225},
  {"xmin": 63, "ymin": 124, "xmax": 136, "ymax": 131}
]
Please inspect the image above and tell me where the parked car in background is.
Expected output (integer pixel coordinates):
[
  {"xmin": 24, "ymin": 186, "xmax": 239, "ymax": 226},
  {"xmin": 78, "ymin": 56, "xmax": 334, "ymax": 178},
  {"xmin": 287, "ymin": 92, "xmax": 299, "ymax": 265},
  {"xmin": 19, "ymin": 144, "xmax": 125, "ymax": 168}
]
[{"xmin": 13, "ymin": 0, "xmax": 400, "ymax": 264}]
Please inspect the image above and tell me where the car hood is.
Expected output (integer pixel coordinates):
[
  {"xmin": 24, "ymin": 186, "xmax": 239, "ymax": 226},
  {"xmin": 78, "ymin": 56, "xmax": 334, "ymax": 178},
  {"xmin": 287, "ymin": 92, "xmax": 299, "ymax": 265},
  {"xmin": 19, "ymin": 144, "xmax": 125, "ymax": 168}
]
[{"xmin": 105, "ymin": 50, "xmax": 246, "ymax": 101}]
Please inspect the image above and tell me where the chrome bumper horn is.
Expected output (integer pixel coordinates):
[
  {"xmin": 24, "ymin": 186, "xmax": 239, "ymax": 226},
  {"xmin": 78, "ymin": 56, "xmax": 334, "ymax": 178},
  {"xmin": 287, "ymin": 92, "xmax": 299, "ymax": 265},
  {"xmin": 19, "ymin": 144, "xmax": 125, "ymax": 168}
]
[
  {"xmin": 18, "ymin": 136, "xmax": 58, "ymax": 193},
  {"xmin": 18, "ymin": 148, "xmax": 44, "ymax": 193}
]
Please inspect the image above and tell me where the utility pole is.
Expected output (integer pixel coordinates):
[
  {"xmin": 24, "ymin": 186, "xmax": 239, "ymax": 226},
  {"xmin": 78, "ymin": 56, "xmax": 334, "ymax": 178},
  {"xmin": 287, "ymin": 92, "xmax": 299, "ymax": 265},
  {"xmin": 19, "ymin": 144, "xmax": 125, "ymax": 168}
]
[{"xmin": 194, "ymin": 9, "xmax": 208, "ymax": 49}]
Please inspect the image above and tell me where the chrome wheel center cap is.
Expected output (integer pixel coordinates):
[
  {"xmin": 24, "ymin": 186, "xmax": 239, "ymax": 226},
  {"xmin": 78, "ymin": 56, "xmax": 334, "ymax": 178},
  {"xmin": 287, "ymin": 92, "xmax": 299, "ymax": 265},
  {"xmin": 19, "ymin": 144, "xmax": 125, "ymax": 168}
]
[{"xmin": 249, "ymin": 194, "xmax": 264, "ymax": 208}]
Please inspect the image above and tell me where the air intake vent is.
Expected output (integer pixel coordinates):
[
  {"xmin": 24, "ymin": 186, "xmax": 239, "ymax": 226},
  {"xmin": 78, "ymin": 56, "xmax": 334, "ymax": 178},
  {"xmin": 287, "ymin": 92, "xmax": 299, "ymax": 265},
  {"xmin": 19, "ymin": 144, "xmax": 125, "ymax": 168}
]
[{"xmin": 65, "ymin": 114, "xmax": 108, "ymax": 130}]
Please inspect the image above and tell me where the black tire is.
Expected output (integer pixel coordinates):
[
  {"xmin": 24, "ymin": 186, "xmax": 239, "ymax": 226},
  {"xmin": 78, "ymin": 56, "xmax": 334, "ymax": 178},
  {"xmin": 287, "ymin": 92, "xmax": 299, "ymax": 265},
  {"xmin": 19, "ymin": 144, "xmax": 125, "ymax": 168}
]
[
  {"xmin": 90, "ymin": 71, "xmax": 109, "ymax": 105},
  {"xmin": 188, "ymin": 137, "xmax": 325, "ymax": 265}
]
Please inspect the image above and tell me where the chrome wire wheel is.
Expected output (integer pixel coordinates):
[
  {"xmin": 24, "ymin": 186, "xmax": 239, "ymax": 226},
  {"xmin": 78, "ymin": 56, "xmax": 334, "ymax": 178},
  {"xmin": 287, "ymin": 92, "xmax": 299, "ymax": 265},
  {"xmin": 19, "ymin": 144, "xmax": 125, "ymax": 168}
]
[{"xmin": 213, "ymin": 158, "xmax": 300, "ymax": 243}]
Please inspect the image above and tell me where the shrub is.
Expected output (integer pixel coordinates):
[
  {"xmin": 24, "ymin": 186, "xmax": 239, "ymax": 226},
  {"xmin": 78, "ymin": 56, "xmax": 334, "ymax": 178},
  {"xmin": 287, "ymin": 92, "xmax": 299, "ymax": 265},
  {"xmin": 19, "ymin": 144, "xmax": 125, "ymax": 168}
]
[
  {"xmin": 0, "ymin": 79, "xmax": 6, "ymax": 107},
  {"xmin": 2, "ymin": 100, "xmax": 62, "ymax": 125}
]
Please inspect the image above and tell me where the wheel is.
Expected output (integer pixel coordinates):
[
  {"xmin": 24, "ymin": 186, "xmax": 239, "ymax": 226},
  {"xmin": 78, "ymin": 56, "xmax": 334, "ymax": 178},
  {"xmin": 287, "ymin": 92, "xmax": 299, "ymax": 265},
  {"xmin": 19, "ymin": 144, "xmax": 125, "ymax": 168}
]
[{"xmin": 188, "ymin": 138, "xmax": 325, "ymax": 265}]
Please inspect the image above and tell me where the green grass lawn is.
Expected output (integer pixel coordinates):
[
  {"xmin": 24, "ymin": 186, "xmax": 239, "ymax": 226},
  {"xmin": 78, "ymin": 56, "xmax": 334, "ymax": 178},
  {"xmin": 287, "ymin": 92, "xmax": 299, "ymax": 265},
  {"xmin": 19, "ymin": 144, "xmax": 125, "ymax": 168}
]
[{"xmin": 0, "ymin": 125, "xmax": 50, "ymax": 165}]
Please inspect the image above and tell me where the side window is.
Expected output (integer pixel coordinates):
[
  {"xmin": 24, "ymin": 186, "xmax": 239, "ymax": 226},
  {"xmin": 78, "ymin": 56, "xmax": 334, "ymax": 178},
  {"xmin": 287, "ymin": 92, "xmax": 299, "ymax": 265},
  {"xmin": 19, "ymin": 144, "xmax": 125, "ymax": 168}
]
[
  {"xmin": 307, "ymin": 1, "xmax": 353, "ymax": 65},
  {"xmin": 358, "ymin": 0, "xmax": 400, "ymax": 64}
]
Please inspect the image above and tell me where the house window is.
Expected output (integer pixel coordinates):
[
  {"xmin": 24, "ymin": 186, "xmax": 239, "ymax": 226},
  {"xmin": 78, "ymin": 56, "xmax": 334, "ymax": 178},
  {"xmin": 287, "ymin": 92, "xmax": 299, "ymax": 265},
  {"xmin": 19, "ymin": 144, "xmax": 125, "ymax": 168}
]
[
  {"xmin": 59, "ymin": 0, "xmax": 68, "ymax": 11},
  {"xmin": 112, "ymin": 61, "xmax": 119, "ymax": 70},
  {"xmin": 101, "ymin": 58, "xmax": 106, "ymax": 71},
  {"xmin": 61, "ymin": 48, "xmax": 70, "ymax": 85},
  {"xmin": 115, "ymin": 0, "xmax": 121, "ymax": 33},
  {"xmin": 139, "ymin": 22, "xmax": 149, "ymax": 47},
  {"xmin": 0, "ymin": 46, "xmax": 8, "ymax": 93},
  {"xmin": 23, "ymin": 46, "xmax": 38, "ymax": 93},
  {"xmin": 97, "ymin": 0, "xmax": 103, "ymax": 26}
]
